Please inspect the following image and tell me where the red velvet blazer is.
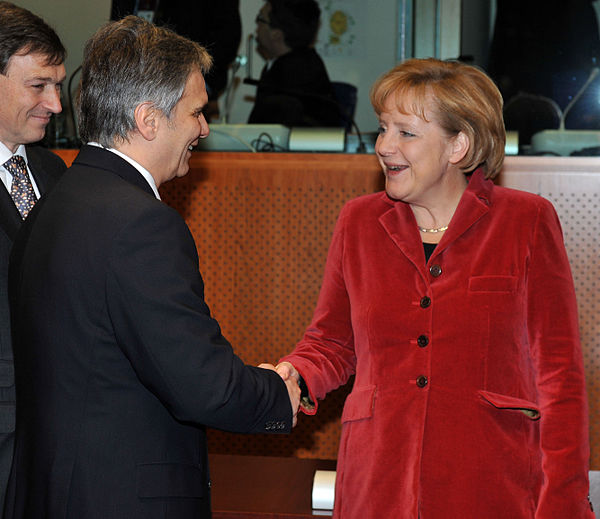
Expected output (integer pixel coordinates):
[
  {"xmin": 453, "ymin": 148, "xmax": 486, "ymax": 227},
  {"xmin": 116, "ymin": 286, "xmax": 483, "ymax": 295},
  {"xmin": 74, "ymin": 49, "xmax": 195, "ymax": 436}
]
[{"xmin": 281, "ymin": 170, "xmax": 593, "ymax": 518}]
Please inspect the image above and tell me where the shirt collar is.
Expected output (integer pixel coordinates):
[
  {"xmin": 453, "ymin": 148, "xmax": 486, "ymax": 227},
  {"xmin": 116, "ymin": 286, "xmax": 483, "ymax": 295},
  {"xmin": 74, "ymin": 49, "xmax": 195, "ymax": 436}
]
[
  {"xmin": 87, "ymin": 142, "xmax": 160, "ymax": 200},
  {"xmin": 0, "ymin": 141, "xmax": 28, "ymax": 167}
]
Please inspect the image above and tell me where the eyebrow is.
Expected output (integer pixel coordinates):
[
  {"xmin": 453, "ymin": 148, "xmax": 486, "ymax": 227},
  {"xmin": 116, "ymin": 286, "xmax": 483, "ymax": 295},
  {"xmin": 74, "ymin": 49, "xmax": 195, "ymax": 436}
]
[{"xmin": 25, "ymin": 75, "xmax": 66, "ymax": 83}]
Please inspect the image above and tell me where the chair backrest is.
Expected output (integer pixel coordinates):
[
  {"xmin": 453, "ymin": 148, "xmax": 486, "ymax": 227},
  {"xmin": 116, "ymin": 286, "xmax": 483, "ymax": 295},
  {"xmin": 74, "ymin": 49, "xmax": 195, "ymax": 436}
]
[
  {"xmin": 331, "ymin": 81, "xmax": 358, "ymax": 132},
  {"xmin": 503, "ymin": 92, "xmax": 562, "ymax": 147}
]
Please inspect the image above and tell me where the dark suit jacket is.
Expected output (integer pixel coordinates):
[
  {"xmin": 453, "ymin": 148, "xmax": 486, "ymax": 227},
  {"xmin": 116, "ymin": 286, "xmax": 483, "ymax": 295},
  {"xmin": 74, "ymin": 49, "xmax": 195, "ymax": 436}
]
[
  {"xmin": 5, "ymin": 145, "xmax": 291, "ymax": 519},
  {"xmin": 0, "ymin": 146, "xmax": 65, "ymax": 515},
  {"xmin": 248, "ymin": 47, "xmax": 340, "ymax": 127}
]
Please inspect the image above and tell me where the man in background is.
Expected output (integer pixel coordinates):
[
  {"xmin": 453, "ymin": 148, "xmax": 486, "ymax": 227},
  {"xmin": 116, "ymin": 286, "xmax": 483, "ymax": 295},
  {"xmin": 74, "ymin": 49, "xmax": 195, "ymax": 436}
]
[
  {"xmin": 0, "ymin": 2, "xmax": 66, "ymax": 513},
  {"xmin": 248, "ymin": 0, "xmax": 340, "ymax": 127},
  {"xmin": 5, "ymin": 16, "xmax": 298, "ymax": 519}
]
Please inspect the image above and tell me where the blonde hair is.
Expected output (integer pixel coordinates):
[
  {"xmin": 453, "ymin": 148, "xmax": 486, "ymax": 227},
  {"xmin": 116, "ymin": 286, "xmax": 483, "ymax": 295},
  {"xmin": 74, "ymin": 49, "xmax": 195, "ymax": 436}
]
[{"xmin": 370, "ymin": 58, "xmax": 505, "ymax": 178}]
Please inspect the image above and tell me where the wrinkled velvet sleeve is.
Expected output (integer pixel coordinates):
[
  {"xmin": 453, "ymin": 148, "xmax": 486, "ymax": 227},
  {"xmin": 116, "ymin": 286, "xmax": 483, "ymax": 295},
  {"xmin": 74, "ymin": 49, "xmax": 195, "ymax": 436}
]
[
  {"xmin": 528, "ymin": 200, "xmax": 593, "ymax": 518},
  {"xmin": 279, "ymin": 206, "xmax": 356, "ymax": 414}
]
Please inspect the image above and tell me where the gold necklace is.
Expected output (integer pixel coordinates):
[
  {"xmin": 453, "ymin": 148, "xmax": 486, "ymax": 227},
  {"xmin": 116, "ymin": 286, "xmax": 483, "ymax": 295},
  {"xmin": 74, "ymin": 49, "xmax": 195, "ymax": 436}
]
[{"xmin": 418, "ymin": 224, "xmax": 449, "ymax": 233}]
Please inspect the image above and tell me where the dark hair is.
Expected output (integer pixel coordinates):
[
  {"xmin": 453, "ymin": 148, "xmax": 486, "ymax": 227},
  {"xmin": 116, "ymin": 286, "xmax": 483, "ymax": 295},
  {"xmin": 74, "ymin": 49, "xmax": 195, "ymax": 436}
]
[
  {"xmin": 78, "ymin": 15, "xmax": 212, "ymax": 148},
  {"xmin": 371, "ymin": 58, "xmax": 506, "ymax": 178},
  {"xmin": 267, "ymin": 0, "xmax": 321, "ymax": 49},
  {"xmin": 0, "ymin": 1, "xmax": 65, "ymax": 74}
]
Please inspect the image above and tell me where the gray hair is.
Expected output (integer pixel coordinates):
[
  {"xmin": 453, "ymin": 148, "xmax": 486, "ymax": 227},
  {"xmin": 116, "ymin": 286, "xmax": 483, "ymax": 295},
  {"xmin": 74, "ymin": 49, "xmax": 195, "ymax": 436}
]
[{"xmin": 77, "ymin": 15, "xmax": 212, "ymax": 147}]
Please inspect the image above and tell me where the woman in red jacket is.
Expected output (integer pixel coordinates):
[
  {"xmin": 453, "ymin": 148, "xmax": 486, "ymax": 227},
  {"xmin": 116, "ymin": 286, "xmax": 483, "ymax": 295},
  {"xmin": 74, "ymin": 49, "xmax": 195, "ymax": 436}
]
[{"xmin": 276, "ymin": 58, "xmax": 594, "ymax": 518}]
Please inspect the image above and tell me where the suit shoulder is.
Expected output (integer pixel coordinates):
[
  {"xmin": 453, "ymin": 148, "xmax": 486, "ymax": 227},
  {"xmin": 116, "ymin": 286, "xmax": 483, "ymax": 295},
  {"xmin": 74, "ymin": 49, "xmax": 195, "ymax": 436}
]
[{"xmin": 491, "ymin": 183, "xmax": 556, "ymax": 215}]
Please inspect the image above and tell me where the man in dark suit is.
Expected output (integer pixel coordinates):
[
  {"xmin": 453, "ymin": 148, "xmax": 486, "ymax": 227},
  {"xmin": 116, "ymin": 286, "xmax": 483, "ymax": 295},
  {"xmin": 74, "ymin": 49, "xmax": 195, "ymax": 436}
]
[
  {"xmin": 248, "ymin": 0, "xmax": 340, "ymax": 127},
  {"xmin": 0, "ymin": 2, "xmax": 66, "ymax": 514},
  {"xmin": 5, "ymin": 16, "xmax": 299, "ymax": 519}
]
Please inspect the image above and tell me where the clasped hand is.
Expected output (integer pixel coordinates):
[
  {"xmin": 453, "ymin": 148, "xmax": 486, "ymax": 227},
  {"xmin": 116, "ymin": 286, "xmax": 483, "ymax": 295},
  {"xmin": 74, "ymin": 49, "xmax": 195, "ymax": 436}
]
[{"xmin": 259, "ymin": 361, "xmax": 300, "ymax": 427}]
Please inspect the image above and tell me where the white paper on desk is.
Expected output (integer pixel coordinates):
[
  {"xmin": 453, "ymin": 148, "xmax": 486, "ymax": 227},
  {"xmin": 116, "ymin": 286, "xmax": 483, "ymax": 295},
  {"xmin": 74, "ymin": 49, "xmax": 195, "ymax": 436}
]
[{"xmin": 312, "ymin": 470, "xmax": 336, "ymax": 511}]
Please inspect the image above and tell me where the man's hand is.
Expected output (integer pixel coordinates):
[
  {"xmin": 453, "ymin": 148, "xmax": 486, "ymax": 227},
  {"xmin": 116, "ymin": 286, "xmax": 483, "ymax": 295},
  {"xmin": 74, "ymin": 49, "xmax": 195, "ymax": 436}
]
[{"xmin": 259, "ymin": 363, "xmax": 300, "ymax": 427}]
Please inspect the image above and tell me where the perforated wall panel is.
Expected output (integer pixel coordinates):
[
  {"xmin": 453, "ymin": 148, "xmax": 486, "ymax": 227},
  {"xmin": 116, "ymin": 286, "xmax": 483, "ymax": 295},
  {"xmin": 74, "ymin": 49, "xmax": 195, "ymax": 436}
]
[{"xmin": 499, "ymin": 157, "xmax": 600, "ymax": 470}]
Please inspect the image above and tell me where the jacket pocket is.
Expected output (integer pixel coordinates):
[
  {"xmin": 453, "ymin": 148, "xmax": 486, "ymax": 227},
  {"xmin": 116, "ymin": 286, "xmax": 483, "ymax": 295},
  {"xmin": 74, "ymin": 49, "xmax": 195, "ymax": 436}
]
[
  {"xmin": 478, "ymin": 389, "xmax": 540, "ymax": 420},
  {"xmin": 469, "ymin": 275, "xmax": 518, "ymax": 293},
  {"xmin": 341, "ymin": 385, "xmax": 376, "ymax": 423},
  {"xmin": 136, "ymin": 462, "xmax": 206, "ymax": 498}
]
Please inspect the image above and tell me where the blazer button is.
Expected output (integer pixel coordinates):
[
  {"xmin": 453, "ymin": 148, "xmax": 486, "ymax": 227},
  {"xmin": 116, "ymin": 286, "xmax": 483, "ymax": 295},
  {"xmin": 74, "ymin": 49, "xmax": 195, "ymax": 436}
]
[
  {"xmin": 429, "ymin": 264, "xmax": 442, "ymax": 277},
  {"xmin": 420, "ymin": 296, "xmax": 431, "ymax": 308},
  {"xmin": 416, "ymin": 375, "xmax": 428, "ymax": 388},
  {"xmin": 417, "ymin": 335, "xmax": 429, "ymax": 347}
]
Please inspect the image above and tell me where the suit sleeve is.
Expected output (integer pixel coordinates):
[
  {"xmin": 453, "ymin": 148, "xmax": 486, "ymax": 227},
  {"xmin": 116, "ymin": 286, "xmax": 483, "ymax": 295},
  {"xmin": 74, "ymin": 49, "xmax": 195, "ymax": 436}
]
[
  {"xmin": 106, "ymin": 203, "xmax": 292, "ymax": 434},
  {"xmin": 527, "ymin": 200, "xmax": 594, "ymax": 517},
  {"xmin": 280, "ymin": 205, "xmax": 357, "ymax": 414}
]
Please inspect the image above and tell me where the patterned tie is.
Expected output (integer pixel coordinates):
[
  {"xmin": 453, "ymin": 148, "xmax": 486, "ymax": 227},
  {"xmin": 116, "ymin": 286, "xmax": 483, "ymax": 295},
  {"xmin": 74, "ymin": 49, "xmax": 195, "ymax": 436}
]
[{"xmin": 4, "ymin": 155, "xmax": 37, "ymax": 219}]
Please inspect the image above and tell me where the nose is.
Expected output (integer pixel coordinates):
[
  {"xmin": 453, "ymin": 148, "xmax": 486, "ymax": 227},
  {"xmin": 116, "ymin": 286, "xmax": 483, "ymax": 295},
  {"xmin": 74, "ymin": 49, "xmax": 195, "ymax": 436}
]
[
  {"xmin": 43, "ymin": 86, "xmax": 62, "ymax": 114},
  {"xmin": 376, "ymin": 131, "xmax": 395, "ymax": 156},
  {"xmin": 199, "ymin": 113, "xmax": 209, "ymax": 138}
]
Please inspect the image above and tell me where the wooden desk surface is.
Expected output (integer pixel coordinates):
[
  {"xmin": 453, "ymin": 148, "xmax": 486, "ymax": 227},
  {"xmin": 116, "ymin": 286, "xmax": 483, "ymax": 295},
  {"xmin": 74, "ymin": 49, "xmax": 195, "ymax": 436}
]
[{"xmin": 209, "ymin": 454, "xmax": 337, "ymax": 519}]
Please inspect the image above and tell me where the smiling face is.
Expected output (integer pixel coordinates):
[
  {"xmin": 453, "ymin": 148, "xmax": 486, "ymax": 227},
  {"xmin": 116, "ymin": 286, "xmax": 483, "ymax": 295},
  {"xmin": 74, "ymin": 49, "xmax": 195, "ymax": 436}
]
[
  {"xmin": 154, "ymin": 69, "xmax": 209, "ymax": 184},
  {"xmin": 0, "ymin": 52, "xmax": 65, "ymax": 152},
  {"xmin": 375, "ymin": 94, "xmax": 468, "ymax": 207}
]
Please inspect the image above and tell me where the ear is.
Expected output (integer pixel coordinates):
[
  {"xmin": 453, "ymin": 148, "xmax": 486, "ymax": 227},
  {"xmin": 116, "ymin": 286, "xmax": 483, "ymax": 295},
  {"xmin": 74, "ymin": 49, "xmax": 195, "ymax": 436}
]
[
  {"xmin": 448, "ymin": 131, "xmax": 469, "ymax": 164},
  {"xmin": 134, "ymin": 102, "xmax": 160, "ymax": 141}
]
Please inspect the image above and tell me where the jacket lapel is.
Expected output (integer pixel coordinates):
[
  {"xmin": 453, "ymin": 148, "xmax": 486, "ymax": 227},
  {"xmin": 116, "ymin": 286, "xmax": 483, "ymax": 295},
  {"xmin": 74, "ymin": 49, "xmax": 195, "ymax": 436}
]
[
  {"xmin": 431, "ymin": 170, "xmax": 492, "ymax": 261},
  {"xmin": 26, "ymin": 147, "xmax": 52, "ymax": 194},
  {"xmin": 0, "ymin": 185, "xmax": 21, "ymax": 241},
  {"xmin": 378, "ymin": 196, "xmax": 427, "ymax": 272}
]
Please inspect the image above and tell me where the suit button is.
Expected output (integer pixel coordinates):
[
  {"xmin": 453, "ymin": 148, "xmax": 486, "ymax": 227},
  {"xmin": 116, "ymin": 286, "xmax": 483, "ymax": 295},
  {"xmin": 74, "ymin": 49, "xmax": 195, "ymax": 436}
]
[
  {"xmin": 420, "ymin": 296, "xmax": 431, "ymax": 308},
  {"xmin": 417, "ymin": 335, "xmax": 429, "ymax": 347},
  {"xmin": 416, "ymin": 375, "xmax": 428, "ymax": 388},
  {"xmin": 429, "ymin": 264, "xmax": 442, "ymax": 277}
]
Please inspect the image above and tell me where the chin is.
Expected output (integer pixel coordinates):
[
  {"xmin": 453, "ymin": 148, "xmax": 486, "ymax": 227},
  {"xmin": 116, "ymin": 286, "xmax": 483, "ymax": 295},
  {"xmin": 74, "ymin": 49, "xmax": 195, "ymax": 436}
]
[
  {"xmin": 385, "ymin": 185, "xmax": 410, "ymax": 201},
  {"xmin": 26, "ymin": 130, "xmax": 46, "ymax": 144},
  {"xmin": 177, "ymin": 166, "xmax": 190, "ymax": 177}
]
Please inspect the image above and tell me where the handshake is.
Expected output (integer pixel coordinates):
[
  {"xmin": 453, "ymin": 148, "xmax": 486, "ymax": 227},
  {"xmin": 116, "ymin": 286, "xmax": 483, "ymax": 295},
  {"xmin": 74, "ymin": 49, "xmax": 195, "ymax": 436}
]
[{"xmin": 259, "ymin": 362, "xmax": 301, "ymax": 427}]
